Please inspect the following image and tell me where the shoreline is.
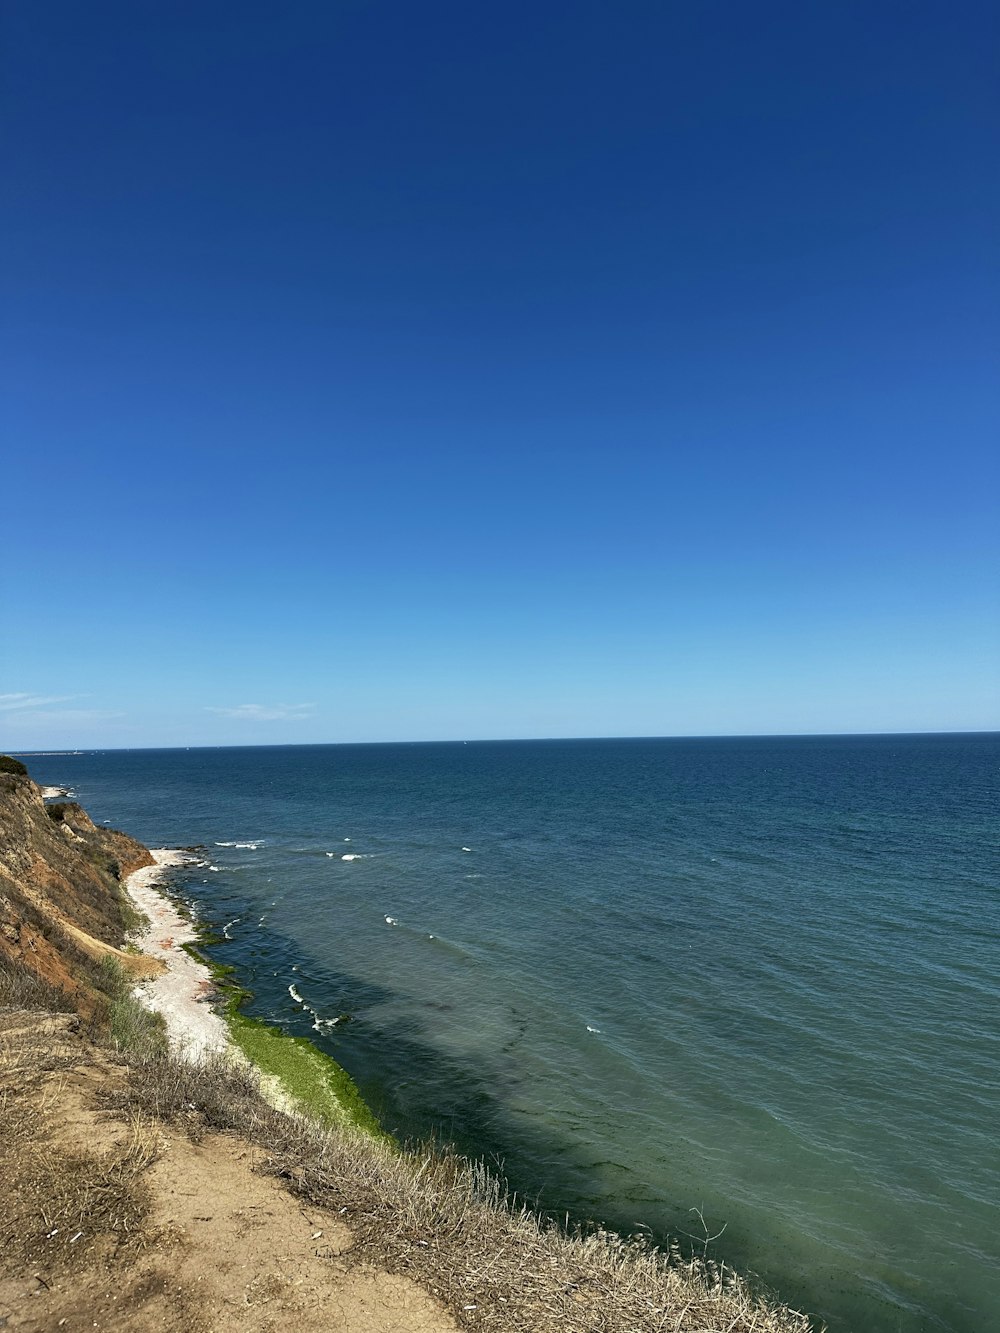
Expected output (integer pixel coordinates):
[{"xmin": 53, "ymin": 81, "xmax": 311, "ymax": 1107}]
[
  {"xmin": 125, "ymin": 851, "xmax": 384, "ymax": 1135},
  {"xmin": 126, "ymin": 850, "xmax": 231, "ymax": 1061}
]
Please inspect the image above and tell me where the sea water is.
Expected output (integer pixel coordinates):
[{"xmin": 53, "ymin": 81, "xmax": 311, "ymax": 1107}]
[{"xmin": 23, "ymin": 736, "xmax": 999, "ymax": 1333}]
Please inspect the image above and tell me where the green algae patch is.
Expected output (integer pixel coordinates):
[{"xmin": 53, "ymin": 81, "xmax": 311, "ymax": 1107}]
[
  {"xmin": 180, "ymin": 933, "xmax": 387, "ymax": 1140},
  {"xmin": 227, "ymin": 1012, "xmax": 386, "ymax": 1137}
]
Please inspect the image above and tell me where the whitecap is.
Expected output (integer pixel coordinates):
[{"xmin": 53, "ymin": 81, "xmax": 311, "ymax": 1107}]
[
  {"xmin": 384, "ymin": 915, "xmax": 398, "ymax": 926},
  {"xmin": 289, "ymin": 983, "xmax": 304, "ymax": 1005},
  {"xmin": 214, "ymin": 840, "xmax": 265, "ymax": 850},
  {"xmin": 461, "ymin": 846, "xmax": 473, "ymax": 852},
  {"xmin": 312, "ymin": 1014, "xmax": 348, "ymax": 1032},
  {"xmin": 586, "ymin": 1024, "xmax": 601, "ymax": 1034}
]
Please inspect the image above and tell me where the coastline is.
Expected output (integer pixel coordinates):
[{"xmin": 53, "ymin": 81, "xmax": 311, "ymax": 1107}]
[
  {"xmin": 126, "ymin": 850, "xmax": 230, "ymax": 1061},
  {"xmin": 125, "ymin": 851, "xmax": 384, "ymax": 1135},
  {"xmin": 2, "ymin": 756, "xmax": 821, "ymax": 1332}
]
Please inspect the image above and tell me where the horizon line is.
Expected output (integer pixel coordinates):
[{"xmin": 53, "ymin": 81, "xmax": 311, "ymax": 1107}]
[{"xmin": 7, "ymin": 727, "xmax": 999, "ymax": 756}]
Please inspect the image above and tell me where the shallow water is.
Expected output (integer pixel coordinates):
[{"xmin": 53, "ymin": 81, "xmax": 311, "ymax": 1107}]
[{"xmin": 25, "ymin": 735, "xmax": 1000, "ymax": 1333}]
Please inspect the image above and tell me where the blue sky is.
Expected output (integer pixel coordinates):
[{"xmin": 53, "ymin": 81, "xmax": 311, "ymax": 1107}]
[{"xmin": 3, "ymin": 1, "xmax": 997, "ymax": 748}]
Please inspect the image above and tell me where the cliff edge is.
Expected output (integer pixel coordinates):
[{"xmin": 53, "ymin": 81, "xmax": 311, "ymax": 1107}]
[{"xmin": 0, "ymin": 756, "xmax": 159, "ymax": 1012}]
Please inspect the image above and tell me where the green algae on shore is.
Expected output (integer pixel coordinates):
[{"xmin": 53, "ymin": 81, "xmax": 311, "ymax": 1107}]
[
  {"xmin": 180, "ymin": 935, "xmax": 387, "ymax": 1139},
  {"xmin": 227, "ymin": 1011, "xmax": 386, "ymax": 1136}
]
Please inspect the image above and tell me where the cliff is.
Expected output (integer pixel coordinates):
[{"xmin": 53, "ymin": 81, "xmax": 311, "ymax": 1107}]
[{"xmin": 0, "ymin": 757, "xmax": 159, "ymax": 1011}]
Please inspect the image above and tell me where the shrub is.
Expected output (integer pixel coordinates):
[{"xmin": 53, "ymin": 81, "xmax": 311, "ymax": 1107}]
[{"xmin": 0, "ymin": 755, "xmax": 28, "ymax": 776}]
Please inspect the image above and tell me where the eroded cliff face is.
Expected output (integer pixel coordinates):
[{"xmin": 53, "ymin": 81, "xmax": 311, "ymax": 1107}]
[{"xmin": 0, "ymin": 761, "xmax": 156, "ymax": 1009}]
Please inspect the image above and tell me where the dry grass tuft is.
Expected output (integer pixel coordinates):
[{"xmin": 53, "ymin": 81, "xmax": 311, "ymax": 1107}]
[{"xmin": 0, "ymin": 957, "xmax": 78, "ymax": 1015}]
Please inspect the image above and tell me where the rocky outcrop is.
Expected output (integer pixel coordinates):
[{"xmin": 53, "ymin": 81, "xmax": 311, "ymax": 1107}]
[{"xmin": 0, "ymin": 761, "xmax": 157, "ymax": 1010}]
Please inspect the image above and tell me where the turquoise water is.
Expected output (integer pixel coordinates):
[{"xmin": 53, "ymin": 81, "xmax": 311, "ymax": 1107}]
[{"xmin": 23, "ymin": 736, "xmax": 999, "ymax": 1332}]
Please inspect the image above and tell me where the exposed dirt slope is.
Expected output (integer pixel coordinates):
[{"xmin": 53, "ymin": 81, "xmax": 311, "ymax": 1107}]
[{"xmin": 0, "ymin": 767, "xmax": 159, "ymax": 1010}]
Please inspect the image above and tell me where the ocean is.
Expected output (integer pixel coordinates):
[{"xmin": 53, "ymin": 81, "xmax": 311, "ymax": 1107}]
[{"xmin": 22, "ymin": 735, "xmax": 999, "ymax": 1333}]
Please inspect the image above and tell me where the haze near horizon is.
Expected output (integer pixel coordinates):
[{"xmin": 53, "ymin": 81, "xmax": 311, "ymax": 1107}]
[{"xmin": 3, "ymin": 2, "xmax": 997, "ymax": 749}]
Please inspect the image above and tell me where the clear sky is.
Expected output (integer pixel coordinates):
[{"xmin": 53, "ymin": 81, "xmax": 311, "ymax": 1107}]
[{"xmin": 3, "ymin": 1, "xmax": 997, "ymax": 748}]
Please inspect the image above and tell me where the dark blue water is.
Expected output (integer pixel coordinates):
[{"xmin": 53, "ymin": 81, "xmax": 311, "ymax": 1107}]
[{"xmin": 21, "ymin": 736, "xmax": 1000, "ymax": 1333}]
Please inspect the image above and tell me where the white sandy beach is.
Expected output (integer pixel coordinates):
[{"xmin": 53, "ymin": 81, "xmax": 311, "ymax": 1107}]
[{"xmin": 126, "ymin": 850, "xmax": 232, "ymax": 1061}]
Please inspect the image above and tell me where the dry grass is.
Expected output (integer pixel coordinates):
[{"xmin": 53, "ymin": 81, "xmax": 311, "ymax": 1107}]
[
  {"xmin": 113, "ymin": 1053, "xmax": 818, "ymax": 1333},
  {"xmin": 0, "ymin": 1054, "xmax": 161, "ymax": 1278},
  {"xmin": 0, "ymin": 956, "xmax": 77, "ymax": 1015}
]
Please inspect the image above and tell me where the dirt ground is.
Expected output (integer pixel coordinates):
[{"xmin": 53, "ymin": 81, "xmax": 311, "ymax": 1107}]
[{"xmin": 0, "ymin": 1012, "xmax": 458, "ymax": 1333}]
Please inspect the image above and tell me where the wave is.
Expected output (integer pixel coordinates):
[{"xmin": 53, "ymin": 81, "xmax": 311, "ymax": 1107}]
[
  {"xmin": 384, "ymin": 915, "xmax": 398, "ymax": 926},
  {"xmin": 214, "ymin": 840, "xmax": 266, "ymax": 850},
  {"xmin": 288, "ymin": 976, "xmax": 350, "ymax": 1033}
]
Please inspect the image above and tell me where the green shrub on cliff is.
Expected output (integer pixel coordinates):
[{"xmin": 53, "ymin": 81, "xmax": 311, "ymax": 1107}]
[{"xmin": 0, "ymin": 755, "xmax": 28, "ymax": 776}]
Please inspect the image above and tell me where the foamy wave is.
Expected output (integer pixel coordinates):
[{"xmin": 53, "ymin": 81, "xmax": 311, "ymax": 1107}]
[
  {"xmin": 150, "ymin": 849, "xmax": 197, "ymax": 868},
  {"xmin": 41, "ymin": 785, "xmax": 74, "ymax": 800},
  {"xmin": 384, "ymin": 915, "xmax": 398, "ymax": 926},
  {"xmin": 461, "ymin": 846, "xmax": 473, "ymax": 852},
  {"xmin": 214, "ymin": 840, "xmax": 265, "ymax": 850},
  {"xmin": 222, "ymin": 917, "xmax": 240, "ymax": 940},
  {"xmin": 288, "ymin": 976, "xmax": 350, "ymax": 1032},
  {"xmin": 312, "ymin": 1016, "xmax": 344, "ymax": 1032},
  {"xmin": 586, "ymin": 1024, "xmax": 601, "ymax": 1034}
]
